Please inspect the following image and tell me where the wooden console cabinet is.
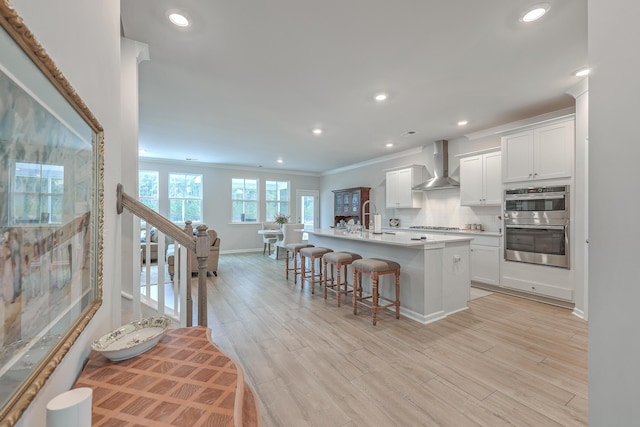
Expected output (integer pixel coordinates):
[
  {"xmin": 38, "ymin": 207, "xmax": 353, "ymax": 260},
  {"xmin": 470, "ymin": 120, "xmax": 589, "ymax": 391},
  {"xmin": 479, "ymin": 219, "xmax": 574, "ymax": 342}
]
[{"xmin": 332, "ymin": 187, "xmax": 371, "ymax": 226}]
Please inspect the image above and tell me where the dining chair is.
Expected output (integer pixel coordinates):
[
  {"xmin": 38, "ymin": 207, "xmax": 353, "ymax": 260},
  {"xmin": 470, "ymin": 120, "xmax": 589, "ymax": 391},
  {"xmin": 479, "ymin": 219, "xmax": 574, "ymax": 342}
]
[
  {"xmin": 261, "ymin": 222, "xmax": 280, "ymax": 255},
  {"xmin": 274, "ymin": 223, "xmax": 304, "ymax": 260}
]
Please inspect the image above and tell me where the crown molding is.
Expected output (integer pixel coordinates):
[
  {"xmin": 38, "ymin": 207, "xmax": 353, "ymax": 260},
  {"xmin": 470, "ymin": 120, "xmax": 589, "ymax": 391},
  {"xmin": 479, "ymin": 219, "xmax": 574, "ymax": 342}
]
[
  {"xmin": 566, "ymin": 78, "xmax": 589, "ymax": 99},
  {"xmin": 321, "ymin": 146, "xmax": 424, "ymax": 176},
  {"xmin": 464, "ymin": 107, "xmax": 576, "ymax": 141},
  {"xmin": 138, "ymin": 157, "xmax": 321, "ymax": 177}
]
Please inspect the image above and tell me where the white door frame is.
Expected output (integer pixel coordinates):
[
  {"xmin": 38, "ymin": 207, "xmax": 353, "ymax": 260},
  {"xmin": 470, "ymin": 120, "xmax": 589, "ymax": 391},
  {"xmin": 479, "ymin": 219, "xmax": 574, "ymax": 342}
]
[{"xmin": 296, "ymin": 190, "xmax": 319, "ymax": 230}]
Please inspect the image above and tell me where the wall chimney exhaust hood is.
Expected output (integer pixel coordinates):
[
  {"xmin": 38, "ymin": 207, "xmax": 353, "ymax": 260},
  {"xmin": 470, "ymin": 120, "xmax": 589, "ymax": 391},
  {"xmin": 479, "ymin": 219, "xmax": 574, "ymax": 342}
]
[{"xmin": 411, "ymin": 140, "xmax": 460, "ymax": 191}]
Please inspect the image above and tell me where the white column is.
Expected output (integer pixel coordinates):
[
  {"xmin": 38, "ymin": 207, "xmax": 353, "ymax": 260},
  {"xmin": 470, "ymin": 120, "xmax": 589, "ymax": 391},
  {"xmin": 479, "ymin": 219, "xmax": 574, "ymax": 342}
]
[{"xmin": 120, "ymin": 38, "xmax": 150, "ymax": 322}]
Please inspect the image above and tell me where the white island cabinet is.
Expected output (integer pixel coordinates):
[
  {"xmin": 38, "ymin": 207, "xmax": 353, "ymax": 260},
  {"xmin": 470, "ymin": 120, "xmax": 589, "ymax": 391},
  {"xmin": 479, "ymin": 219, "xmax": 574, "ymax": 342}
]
[{"xmin": 306, "ymin": 229, "xmax": 472, "ymax": 324}]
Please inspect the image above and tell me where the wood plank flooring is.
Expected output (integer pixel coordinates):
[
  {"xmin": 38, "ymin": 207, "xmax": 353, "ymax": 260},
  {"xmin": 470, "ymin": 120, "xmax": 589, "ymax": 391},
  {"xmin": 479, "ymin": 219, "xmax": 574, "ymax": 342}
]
[{"xmin": 191, "ymin": 253, "xmax": 588, "ymax": 426}]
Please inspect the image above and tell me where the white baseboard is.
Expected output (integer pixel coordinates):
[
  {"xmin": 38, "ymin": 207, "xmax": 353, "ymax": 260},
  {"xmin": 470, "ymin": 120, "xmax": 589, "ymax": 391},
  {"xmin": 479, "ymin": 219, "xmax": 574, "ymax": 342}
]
[
  {"xmin": 399, "ymin": 307, "xmax": 446, "ymax": 325},
  {"xmin": 572, "ymin": 307, "xmax": 586, "ymax": 320},
  {"xmin": 220, "ymin": 248, "xmax": 263, "ymax": 255}
]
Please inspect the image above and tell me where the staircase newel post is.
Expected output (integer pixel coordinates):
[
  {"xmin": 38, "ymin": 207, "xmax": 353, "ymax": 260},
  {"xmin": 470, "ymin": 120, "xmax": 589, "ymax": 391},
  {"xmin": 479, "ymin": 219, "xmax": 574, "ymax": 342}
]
[
  {"xmin": 184, "ymin": 221, "xmax": 194, "ymax": 326},
  {"xmin": 195, "ymin": 224, "xmax": 210, "ymax": 326}
]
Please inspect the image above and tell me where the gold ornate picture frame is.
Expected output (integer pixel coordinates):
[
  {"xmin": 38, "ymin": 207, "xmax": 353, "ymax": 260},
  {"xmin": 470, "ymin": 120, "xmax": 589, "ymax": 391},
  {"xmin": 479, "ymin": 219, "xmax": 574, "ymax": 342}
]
[{"xmin": 0, "ymin": 2, "xmax": 103, "ymax": 425}]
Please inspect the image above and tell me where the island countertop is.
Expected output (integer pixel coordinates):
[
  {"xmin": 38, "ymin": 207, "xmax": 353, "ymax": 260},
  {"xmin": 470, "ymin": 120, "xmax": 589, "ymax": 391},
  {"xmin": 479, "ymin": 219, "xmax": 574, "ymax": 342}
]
[{"xmin": 307, "ymin": 228, "xmax": 473, "ymax": 247}]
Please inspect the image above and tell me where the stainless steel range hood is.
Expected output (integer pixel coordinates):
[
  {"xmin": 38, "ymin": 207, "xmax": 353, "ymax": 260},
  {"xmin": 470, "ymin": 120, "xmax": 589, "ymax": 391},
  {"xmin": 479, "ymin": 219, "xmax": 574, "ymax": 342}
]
[{"xmin": 412, "ymin": 140, "xmax": 460, "ymax": 191}]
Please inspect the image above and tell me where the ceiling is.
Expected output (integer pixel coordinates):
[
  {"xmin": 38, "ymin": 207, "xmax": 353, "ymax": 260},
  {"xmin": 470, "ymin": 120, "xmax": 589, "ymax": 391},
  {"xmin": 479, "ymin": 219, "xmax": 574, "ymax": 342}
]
[{"xmin": 120, "ymin": 0, "xmax": 587, "ymax": 173}]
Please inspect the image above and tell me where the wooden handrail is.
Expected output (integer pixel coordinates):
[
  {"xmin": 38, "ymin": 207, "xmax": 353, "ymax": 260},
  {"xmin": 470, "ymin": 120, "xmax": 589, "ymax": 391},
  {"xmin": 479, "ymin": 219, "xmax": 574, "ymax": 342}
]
[{"xmin": 116, "ymin": 183, "xmax": 210, "ymax": 326}]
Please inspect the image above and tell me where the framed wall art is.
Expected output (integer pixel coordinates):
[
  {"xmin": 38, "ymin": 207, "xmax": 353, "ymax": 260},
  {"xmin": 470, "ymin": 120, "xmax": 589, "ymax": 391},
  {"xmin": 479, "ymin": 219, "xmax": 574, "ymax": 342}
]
[{"xmin": 0, "ymin": 2, "xmax": 104, "ymax": 425}]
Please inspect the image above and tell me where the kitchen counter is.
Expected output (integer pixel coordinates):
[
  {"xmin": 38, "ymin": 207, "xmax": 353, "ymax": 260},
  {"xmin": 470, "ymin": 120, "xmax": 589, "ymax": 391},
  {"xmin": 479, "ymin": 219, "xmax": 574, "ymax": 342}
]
[
  {"xmin": 307, "ymin": 228, "xmax": 472, "ymax": 324},
  {"xmin": 311, "ymin": 228, "xmax": 474, "ymax": 246},
  {"xmin": 384, "ymin": 227, "xmax": 502, "ymax": 237}
]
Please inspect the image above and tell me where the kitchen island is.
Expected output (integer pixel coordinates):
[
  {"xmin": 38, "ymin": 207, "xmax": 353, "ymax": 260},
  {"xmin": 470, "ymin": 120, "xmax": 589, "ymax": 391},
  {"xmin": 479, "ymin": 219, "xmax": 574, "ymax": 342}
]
[{"xmin": 307, "ymin": 228, "xmax": 473, "ymax": 324}]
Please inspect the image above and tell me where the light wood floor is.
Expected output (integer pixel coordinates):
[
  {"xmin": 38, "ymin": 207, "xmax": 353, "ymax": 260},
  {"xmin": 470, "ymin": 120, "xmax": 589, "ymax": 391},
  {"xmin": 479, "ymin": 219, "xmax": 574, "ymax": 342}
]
[{"xmin": 191, "ymin": 253, "xmax": 588, "ymax": 426}]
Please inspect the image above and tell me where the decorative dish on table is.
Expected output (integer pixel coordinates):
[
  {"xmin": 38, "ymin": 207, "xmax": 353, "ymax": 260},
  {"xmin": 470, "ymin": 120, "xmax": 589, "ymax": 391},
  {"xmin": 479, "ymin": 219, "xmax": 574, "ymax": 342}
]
[{"xmin": 91, "ymin": 316, "xmax": 171, "ymax": 361}]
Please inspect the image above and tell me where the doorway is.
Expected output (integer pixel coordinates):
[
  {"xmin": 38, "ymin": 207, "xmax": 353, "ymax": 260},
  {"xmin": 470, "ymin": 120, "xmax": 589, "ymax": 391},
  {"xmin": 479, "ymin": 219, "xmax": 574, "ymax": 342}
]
[{"xmin": 296, "ymin": 190, "xmax": 319, "ymax": 240}]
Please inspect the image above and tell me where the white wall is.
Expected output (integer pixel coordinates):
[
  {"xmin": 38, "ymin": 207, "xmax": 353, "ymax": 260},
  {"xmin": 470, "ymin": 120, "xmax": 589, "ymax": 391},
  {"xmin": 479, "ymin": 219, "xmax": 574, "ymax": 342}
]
[
  {"xmin": 9, "ymin": 1, "xmax": 121, "ymax": 426},
  {"xmin": 588, "ymin": 0, "xmax": 640, "ymax": 423},
  {"xmin": 139, "ymin": 159, "xmax": 320, "ymax": 251},
  {"xmin": 320, "ymin": 136, "xmax": 503, "ymax": 232}
]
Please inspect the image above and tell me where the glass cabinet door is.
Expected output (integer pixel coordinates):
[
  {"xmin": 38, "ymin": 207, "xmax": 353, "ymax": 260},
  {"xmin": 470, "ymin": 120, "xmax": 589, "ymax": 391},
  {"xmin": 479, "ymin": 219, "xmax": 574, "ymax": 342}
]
[
  {"xmin": 335, "ymin": 193, "xmax": 342, "ymax": 214},
  {"xmin": 343, "ymin": 194, "xmax": 349, "ymax": 213},
  {"xmin": 352, "ymin": 192, "xmax": 359, "ymax": 212}
]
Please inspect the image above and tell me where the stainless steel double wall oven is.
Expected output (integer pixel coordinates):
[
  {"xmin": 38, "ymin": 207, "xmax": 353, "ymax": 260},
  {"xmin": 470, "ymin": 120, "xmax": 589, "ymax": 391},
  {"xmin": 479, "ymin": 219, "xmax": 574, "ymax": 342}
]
[{"xmin": 503, "ymin": 185, "xmax": 570, "ymax": 268}]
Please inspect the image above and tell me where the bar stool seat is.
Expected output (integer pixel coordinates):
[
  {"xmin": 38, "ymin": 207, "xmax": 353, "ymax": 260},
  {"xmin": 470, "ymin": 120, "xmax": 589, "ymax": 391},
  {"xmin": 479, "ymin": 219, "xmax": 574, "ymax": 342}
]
[
  {"xmin": 352, "ymin": 258, "xmax": 401, "ymax": 325},
  {"xmin": 285, "ymin": 243, "xmax": 314, "ymax": 284},
  {"xmin": 299, "ymin": 247, "xmax": 333, "ymax": 294},
  {"xmin": 323, "ymin": 252, "xmax": 362, "ymax": 306}
]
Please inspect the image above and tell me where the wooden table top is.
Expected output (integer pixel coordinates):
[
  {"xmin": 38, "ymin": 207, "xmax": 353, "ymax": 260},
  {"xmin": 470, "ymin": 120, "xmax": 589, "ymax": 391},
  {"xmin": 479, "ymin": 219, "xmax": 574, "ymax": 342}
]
[{"xmin": 74, "ymin": 326, "xmax": 259, "ymax": 427}]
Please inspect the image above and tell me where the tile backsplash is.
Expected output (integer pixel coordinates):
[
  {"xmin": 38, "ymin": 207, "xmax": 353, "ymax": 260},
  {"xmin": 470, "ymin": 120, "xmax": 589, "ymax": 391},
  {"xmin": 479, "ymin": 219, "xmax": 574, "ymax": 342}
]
[{"xmin": 383, "ymin": 189, "xmax": 502, "ymax": 232}]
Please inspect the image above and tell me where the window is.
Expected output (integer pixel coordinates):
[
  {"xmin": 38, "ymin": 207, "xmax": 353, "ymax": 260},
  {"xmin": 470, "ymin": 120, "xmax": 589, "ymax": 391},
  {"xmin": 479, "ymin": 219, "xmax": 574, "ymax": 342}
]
[
  {"xmin": 138, "ymin": 170, "xmax": 159, "ymax": 212},
  {"xmin": 12, "ymin": 162, "xmax": 64, "ymax": 224},
  {"xmin": 265, "ymin": 180, "xmax": 289, "ymax": 221},
  {"xmin": 232, "ymin": 178, "xmax": 258, "ymax": 222},
  {"xmin": 169, "ymin": 173, "xmax": 203, "ymax": 223}
]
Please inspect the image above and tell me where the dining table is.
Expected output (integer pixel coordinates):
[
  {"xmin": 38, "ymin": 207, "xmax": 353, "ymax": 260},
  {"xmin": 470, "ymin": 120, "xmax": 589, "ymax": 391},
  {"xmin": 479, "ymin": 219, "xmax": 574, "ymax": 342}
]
[{"xmin": 257, "ymin": 228, "xmax": 283, "ymax": 259}]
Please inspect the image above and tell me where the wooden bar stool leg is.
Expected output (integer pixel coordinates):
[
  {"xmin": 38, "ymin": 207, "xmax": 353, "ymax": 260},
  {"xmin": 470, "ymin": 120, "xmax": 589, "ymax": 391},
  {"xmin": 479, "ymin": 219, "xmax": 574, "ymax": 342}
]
[
  {"xmin": 353, "ymin": 268, "xmax": 358, "ymax": 315},
  {"xmin": 372, "ymin": 273, "xmax": 379, "ymax": 326},
  {"xmin": 311, "ymin": 256, "xmax": 316, "ymax": 295},
  {"xmin": 395, "ymin": 270, "xmax": 401, "ymax": 319},
  {"xmin": 285, "ymin": 249, "xmax": 290, "ymax": 280},
  {"xmin": 300, "ymin": 254, "xmax": 306, "ymax": 290},
  {"xmin": 336, "ymin": 264, "xmax": 342, "ymax": 306},
  {"xmin": 323, "ymin": 260, "xmax": 328, "ymax": 299}
]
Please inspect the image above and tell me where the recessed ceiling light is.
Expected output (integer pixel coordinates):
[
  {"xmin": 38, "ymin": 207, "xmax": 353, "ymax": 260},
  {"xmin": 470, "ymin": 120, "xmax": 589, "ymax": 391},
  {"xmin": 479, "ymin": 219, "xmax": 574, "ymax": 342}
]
[
  {"xmin": 168, "ymin": 11, "xmax": 190, "ymax": 27},
  {"xmin": 374, "ymin": 93, "xmax": 388, "ymax": 102},
  {"xmin": 574, "ymin": 68, "xmax": 590, "ymax": 77},
  {"xmin": 312, "ymin": 128, "xmax": 322, "ymax": 135},
  {"xmin": 520, "ymin": 3, "xmax": 550, "ymax": 22},
  {"xmin": 386, "ymin": 143, "xmax": 394, "ymax": 148},
  {"xmin": 404, "ymin": 131, "xmax": 417, "ymax": 136},
  {"xmin": 277, "ymin": 159, "xmax": 283, "ymax": 163},
  {"xmin": 457, "ymin": 120, "xmax": 468, "ymax": 126}
]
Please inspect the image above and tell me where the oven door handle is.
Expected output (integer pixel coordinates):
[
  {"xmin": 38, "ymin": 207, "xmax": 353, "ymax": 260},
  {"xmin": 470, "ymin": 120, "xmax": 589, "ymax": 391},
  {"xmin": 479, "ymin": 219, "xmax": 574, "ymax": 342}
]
[
  {"xmin": 505, "ymin": 224, "xmax": 566, "ymax": 230},
  {"xmin": 505, "ymin": 194, "xmax": 566, "ymax": 201}
]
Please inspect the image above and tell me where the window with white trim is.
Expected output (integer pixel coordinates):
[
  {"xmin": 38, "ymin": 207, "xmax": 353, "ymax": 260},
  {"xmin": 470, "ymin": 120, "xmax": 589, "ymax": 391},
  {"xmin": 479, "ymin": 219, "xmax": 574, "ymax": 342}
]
[
  {"xmin": 232, "ymin": 178, "xmax": 258, "ymax": 222},
  {"xmin": 265, "ymin": 180, "xmax": 289, "ymax": 222},
  {"xmin": 168, "ymin": 173, "xmax": 203, "ymax": 224},
  {"xmin": 138, "ymin": 170, "xmax": 159, "ymax": 212}
]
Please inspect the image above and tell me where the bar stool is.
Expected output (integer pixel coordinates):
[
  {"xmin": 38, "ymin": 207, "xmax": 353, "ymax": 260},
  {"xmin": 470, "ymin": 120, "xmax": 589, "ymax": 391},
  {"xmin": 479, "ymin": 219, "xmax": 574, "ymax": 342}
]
[
  {"xmin": 299, "ymin": 247, "xmax": 333, "ymax": 294},
  {"xmin": 352, "ymin": 258, "xmax": 401, "ymax": 325},
  {"xmin": 285, "ymin": 243, "xmax": 314, "ymax": 284},
  {"xmin": 322, "ymin": 252, "xmax": 362, "ymax": 306}
]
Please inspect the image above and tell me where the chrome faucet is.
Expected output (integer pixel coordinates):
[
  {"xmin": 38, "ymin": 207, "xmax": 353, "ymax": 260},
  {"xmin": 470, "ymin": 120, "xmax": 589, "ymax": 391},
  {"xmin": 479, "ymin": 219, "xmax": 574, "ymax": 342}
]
[{"xmin": 362, "ymin": 200, "xmax": 378, "ymax": 230}]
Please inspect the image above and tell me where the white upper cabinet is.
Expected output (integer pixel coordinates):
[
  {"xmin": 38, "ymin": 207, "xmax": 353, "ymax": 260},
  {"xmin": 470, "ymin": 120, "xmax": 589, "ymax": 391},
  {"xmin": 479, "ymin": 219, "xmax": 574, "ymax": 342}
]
[
  {"xmin": 502, "ymin": 119, "xmax": 574, "ymax": 183},
  {"xmin": 459, "ymin": 149, "xmax": 502, "ymax": 206},
  {"xmin": 385, "ymin": 165, "xmax": 423, "ymax": 208}
]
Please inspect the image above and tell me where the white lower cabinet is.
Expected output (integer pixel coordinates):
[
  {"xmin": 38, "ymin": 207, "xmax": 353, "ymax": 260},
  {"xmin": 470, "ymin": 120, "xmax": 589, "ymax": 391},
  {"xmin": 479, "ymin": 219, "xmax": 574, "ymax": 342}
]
[
  {"xmin": 500, "ymin": 261, "xmax": 574, "ymax": 301},
  {"xmin": 470, "ymin": 235, "xmax": 500, "ymax": 285}
]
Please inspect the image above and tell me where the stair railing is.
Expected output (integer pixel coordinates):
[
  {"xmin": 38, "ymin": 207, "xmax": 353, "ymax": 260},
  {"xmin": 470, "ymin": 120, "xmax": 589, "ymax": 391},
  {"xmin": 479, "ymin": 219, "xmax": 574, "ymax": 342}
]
[{"xmin": 117, "ymin": 183, "xmax": 210, "ymax": 326}]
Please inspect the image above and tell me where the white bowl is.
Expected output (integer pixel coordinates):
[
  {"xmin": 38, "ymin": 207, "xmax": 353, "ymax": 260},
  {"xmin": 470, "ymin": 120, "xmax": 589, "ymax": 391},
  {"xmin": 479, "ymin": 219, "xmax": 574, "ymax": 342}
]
[{"xmin": 91, "ymin": 316, "xmax": 171, "ymax": 361}]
